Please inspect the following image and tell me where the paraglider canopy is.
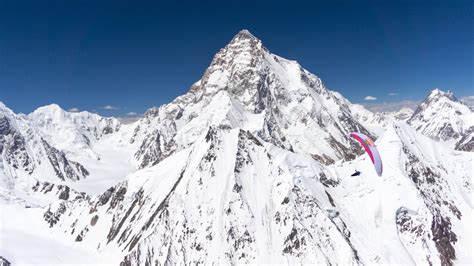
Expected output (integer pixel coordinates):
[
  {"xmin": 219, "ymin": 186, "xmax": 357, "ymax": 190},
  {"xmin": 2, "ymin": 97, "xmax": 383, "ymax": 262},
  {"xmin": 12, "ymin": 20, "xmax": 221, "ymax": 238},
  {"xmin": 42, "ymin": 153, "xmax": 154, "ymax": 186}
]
[{"xmin": 349, "ymin": 132, "xmax": 383, "ymax": 176}]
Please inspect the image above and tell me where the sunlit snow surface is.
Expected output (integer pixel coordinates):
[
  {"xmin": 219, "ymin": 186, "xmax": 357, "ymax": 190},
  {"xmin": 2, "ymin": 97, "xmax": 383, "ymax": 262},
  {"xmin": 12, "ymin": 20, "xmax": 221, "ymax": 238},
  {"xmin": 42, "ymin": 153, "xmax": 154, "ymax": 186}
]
[
  {"xmin": 64, "ymin": 124, "xmax": 137, "ymax": 195},
  {"xmin": 0, "ymin": 204, "xmax": 120, "ymax": 265}
]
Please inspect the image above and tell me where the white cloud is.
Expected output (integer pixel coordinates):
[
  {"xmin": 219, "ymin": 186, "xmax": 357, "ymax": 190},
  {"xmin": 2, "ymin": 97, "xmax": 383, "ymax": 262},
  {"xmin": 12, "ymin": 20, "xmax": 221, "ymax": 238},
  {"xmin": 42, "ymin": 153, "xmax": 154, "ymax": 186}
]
[
  {"xmin": 362, "ymin": 100, "xmax": 420, "ymax": 113},
  {"xmin": 361, "ymin": 93, "xmax": 473, "ymax": 113},
  {"xmin": 117, "ymin": 116, "xmax": 141, "ymax": 124},
  {"xmin": 101, "ymin": 105, "xmax": 119, "ymax": 110},
  {"xmin": 364, "ymin": 96, "xmax": 377, "ymax": 101},
  {"xmin": 118, "ymin": 112, "xmax": 142, "ymax": 124},
  {"xmin": 388, "ymin": 92, "xmax": 398, "ymax": 96},
  {"xmin": 460, "ymin": 95, "xmax": 474, "ymax": 110},
  {"xmin": 68, "ymin": 107, "xmax": 80, "ymax": 112}
]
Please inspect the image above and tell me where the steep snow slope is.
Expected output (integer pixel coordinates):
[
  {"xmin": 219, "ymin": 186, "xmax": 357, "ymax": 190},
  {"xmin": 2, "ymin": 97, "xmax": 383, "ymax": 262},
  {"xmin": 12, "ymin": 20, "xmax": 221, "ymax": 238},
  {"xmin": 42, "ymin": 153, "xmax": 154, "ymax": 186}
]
[
  {"xmin": 407, "ymin": 89, "xmax": 474, "ymax": 151},
  {"xmin": 1, "ymin": 103, "xmax": 88, "ymax": 196}
]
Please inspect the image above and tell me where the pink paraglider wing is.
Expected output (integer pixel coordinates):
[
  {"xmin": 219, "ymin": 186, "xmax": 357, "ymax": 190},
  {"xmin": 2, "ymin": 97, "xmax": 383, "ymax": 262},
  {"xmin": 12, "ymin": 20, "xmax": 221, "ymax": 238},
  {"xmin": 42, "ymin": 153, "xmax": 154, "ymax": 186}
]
[{"xmin": 349, "ymin": 132, "xmax": 383, "ymax": 176}]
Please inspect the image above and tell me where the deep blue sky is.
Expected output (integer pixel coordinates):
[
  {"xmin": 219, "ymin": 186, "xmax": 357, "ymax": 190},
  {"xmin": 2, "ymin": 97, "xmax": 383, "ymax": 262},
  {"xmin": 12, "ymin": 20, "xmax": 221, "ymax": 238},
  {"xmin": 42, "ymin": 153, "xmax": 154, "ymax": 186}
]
[{"xmin": 1, "ymin": 0, "xmax": 472, "ymax": 116}]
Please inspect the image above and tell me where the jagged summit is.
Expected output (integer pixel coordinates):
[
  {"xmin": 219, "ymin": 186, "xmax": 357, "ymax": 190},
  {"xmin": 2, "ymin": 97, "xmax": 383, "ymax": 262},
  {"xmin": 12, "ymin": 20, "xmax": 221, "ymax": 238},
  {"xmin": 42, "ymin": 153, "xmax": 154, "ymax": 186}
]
[
  {"xmin": 427, "ymin": 88, "xmax": 456, "ymax": 101},
  {"xmin": 408, "ymin": 89, "xmax": 473, "ymax": 148},
  {"xmin": 412, "ymin": 89, "xmax": 464, "ymax": 119},
  {"xmin": 32, "ymin": 103, "xmax": 90, "ymax": 117},
  {"xmin": 226, "ymin": 29, "xmax": 262, "ymax": 49},
  {"xmin": 205, "ymin": 29, "xmax": 266, "ymax": 78},
  {"xmin": 234, "ymin": 29, "xmax": 259, "ymax": 40},
  {"xmin": 35, "ymin": 103, "xmax": 63, "ymax": 111},
  {"xmin": 31, "ymin": 103, "xmax": 68, "ymax": 121}
]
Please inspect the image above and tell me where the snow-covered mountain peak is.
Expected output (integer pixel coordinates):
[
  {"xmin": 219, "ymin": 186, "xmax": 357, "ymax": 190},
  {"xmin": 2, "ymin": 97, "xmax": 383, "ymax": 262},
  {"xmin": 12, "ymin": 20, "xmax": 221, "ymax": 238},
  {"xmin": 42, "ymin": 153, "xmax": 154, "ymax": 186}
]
[
  {"xmin": 0, "ymin": 101, "xmax": 14, "ymax": 116},
  {"xmin": 32, "ymin": 103, "xmax": 102, "ymax": 123},
  {"xmin": 195, "ymin": 29, "xmax": 331, "ymax": 111},
  {"xmin": 31, "ymin": 103, "xmax": 71, "ymax": 124},
  {"xmin": 29, "ymin": 103, "xmax": 120, "ymax": 133},
  {"xmin": 427, "ymin": 88, "xmax": 456, "ymax": 101},
  {"xmin": 0, "ymin": 101, "xmax": 9, "ymax": 110},
  {"xmin": 23, "ymin": 103, "xmax": 122, "ymax": 162},
  {"xmin": 410, "ymin": 88, "xmax": 471, "ymax": 124},
  {"xmin": 196, "ymin": 29, "xmax": 268, "ymax": 102},
  {"xmin": 235, "ymin": 29, "xmax": 257, "ymax": 39},
  {"xmin": 130, "ymin": 30, "xmax": 375, "ymax": 168},
  {"xmin": 33, "ymin": 103, "xmax": 64, "ymax": 113},
  {"xmin": 227, "ymin": 29, "xmax": 263, "ymax": 51},
  {"xmin": 408, "ymin": 89, "xmax": 473, "ymax": 150},
  {"xmin": 413, "ymin": 89, "xmax": 460, "ymax": 118}
]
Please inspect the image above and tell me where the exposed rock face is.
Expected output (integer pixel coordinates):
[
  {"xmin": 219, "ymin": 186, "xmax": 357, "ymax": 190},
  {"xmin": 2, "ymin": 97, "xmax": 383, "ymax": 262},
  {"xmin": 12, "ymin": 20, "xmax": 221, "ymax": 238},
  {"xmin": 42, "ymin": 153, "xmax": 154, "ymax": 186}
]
[
  {"xmin": 401, "ymin": 145, "xmax": 459, "ymax": 265},
  {"xmin": 454, "ymin": 126, "xmax": 474, "ymax": 151},
  {"xmin": 0, "ymin": 113, "xmax": 35, "ymax": 176},
  {"xmin": 41, "ymin": 139, "xmax": 89, "ymax": 181},
  {"xmin": 0, "ymin": 256, "xmax": 11, "ymax": 266},
  {"xmin": 395, "ymin": 207, "xmax": 437, "ymax": 265},
  {"xmin": 31, "ymin": 181, "xmax": 88, "ymax": 201}
]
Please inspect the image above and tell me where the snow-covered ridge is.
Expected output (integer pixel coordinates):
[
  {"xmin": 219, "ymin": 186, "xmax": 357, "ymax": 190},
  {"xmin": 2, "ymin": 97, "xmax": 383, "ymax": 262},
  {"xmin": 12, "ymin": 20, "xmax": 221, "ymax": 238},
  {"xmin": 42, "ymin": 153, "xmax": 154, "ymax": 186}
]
[
  {"xmin": 29, "ymin": 103, "xmax": 121, "ymax": 159},
  {"xmin": 0, "ymin": 101, "xmax": 138, "ymax": 195}
]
